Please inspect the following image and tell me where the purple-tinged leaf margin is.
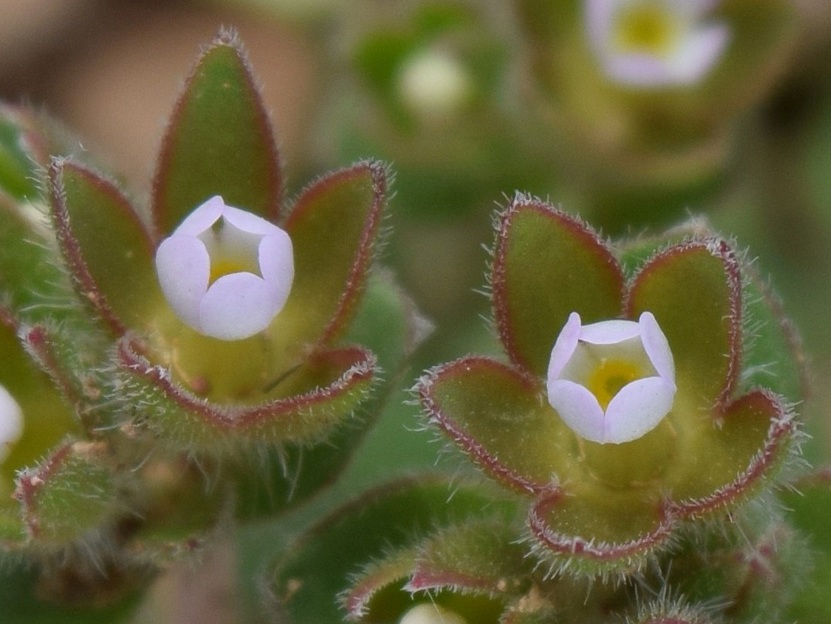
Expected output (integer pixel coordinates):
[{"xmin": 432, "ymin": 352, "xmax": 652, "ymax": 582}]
[
  {"xmin": 492, "ymin": 197, "xmax": 624, "ymax": 377},
  {"xmin": 116, "ymin": 335, "xmax": 376, "ymax": 449}
]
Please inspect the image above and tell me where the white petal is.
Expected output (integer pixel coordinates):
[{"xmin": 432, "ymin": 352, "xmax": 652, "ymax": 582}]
[
  {"xmin": 0, "ymin": 385, "xmax": 23, "ymax": 464},
  {"xmin": 579, "ymin": 318, "xmax": 640, "ymax": 344},
  {"xmin": 547, "ymin": 379, "xmax": 607, "ymax": 444},
  {"xmin": 258, "ymin": 233, "xmax": 294, "ymax": 308},
  {"xmin": 604, "ymin": 377, "xmax": 676, "ymax": 443},
  {"xmin": 155, "ymin": 235, "xmax": 210, "ymax": 328},
  {"xmin": 586, "ymin": 0, "xmax": 615, "ymax": 49},
  {"xmin": 173, "ymin": 195, "xmax": 224, "ymax": 235},
  {"xmin": 222, "ymin": 205, "xmax": 283, "ymax": 236},
  {"xmin": 639, "ymin": 311, "xmax": 675, "ymax": 381},
  {"xmin": 198, "ymin": 272, "xmax": 282, "ymax": 340},
  {"xmin": 547, "ymin": 312, "xmax": 582, "ymax": 380},
  {"xmin": 603, "ymin": 53, "xmax": 677, "ymax": 87},
  {"xmin": 668, "ymin": 22, "xmax": 729, "ymax": 85}
]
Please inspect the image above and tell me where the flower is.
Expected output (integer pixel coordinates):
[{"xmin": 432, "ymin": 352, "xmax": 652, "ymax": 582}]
[
  {"xmin": 397, "ymin": 48, "xmax": 473, "ymax": 122},
  {"xmin": 0, "ymin": 385, "xmax": 22, "ymax": 463},
  {"xmin": 399, "ymin": 604, "xmax": 467, "ymax": 624},
  {"xmin": 418, "ymin": 197, "xmax": 800, "ymax": 575},
  {"xmin": 546, "ymin": 311, "xmax": 675, "ymax": 444},
  {"xmin": 155, "ymin": 195, "xmax": 294, "ymax": 341},
  {"xmin": 41, "ymin": 33, "xmax": 389, "ymax": 453},
  {"xmin": 586, "ymin": 0, "xmax": 730, "ymax": 87}
]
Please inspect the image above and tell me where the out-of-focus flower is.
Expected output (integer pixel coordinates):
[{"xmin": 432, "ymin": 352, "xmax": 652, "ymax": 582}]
[
  {"xmin": 397, "ymin": 48, "xmax": 473, "ymax": 122},
  {"xmin": 0, "ymin": 385, "xmax": 22, "ymax": 463},
  {"xmin": 399, "ymin": 603, "xmax": 467, "ymax": 624},
  {"xmin": 155, "ymin": 195, "xmax": 294, "ymax": 341},
  {"xmin": 547, "ymin": 311, "xmax": 675, "ymax": 444},
  {"xmin": 587, "ymin": 0, "xmax": 730, "ymax": 87}
]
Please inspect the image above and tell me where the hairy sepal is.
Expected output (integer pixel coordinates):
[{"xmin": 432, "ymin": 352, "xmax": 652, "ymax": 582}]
[{"xmin": 114, "ymin": 335, "xmax": 377, "ymax": 453}]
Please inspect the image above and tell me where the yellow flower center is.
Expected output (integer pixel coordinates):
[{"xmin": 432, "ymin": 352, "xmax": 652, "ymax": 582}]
[
  {"xmin": 587, "ymin": 358, "xmax": 644, "ymax": 409},
  {"xmin": 613, "ymin": 3, "xmax": 681, "ymax": 56}
]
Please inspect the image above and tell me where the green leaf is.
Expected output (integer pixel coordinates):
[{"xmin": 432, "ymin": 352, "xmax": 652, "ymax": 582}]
[
  {"xmin": 419, "ymin": 357, "xmax": 580, "ymax": 493},
  {"xmin": 270, "ymin": 476, "xmax": 516, "ymax": 623},
  {"xmin": 16, "ymin": 441, "xmax": 119, "ymax": 545},
  {"xmin": 0, "ymin": 105, "xmax": 43, "ymax": 200},
  {"xmin": 628, "ymin": 239, "xmax": 741, "ymax": 408},
  {"xmin": 740, "ymin": 266, "xmax": 806, "ymax": 403},
  {"xmin": 0, "ymin": 195, "xmax": 67, "ymax": 317},
  {"xmin": 783, "ymin": 476, "xmax": 831, "ymax": 621},
  {"xmin": 50, "ymin": 160, "xmax": 161, "ymax": 334},
  {"xmin": 0, "ymin": 312, "xmax": 79, "ymax": 503},
  {"xmin": 271, "ymin": 161, "xmax": 388, "ymax": 363},
  {"xmin": 0, "ymin": 553, "xmax": 144, "ymax": 624},
  {"xmin": 667, "ymin": 390, "xmax": 793, "ymax": 515},
  {"xmin": 492, "ymin": 199, "xmax": 624, "ymax": 376},
  {"xmin": 528, "ymin": 487, "xmax": 673, "ymax": 576},
  {"xmin": 152, "ymin": 30, "xmax": 281, "ymax": 235},
  {"xmin": 409, "ymin": 520, "xmax": 532, "ymax": 596}
]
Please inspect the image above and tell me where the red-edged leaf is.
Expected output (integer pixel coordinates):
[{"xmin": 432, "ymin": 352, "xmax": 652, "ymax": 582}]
[
  {"xmin": 407, "ymin": 520, "xmax": 531, "ymax": 597},
  {"xmin": 528, "ymin": 487, "xmax": 675, "ymax": 576},
  {"xmin": 667, "ymin": 389, "xmax": 795, "ymax": 519},
  {"xmin": 492, "ymin": 198, "xmax": 624, "ymax": 376},
  {"xmin": 627, "ymin": 239, "xmax": 742, "ymax": 409},
  {"xmin": 0, "ymin": 311, "xmax": 78, "ymax": 511},
  {"xmin": 418, "ymin": 356, "xmax": 577, "ymax": 494},
  {"xmin": 271, "ymin": 161, "xmax": 388, "ymax": 362},
  {"xmin": 15, "ymin": 440, "xmax": 118, "ymax": 545},
  {"xmin": 49, "ymin": 160, "xmax": 160, "ymax": 334},
  {"xmin": 152, "ymin": 30, "xmax": 281, "ymax": 235},
  {"xmin": 116, "ymin": 336, "xmax": 376, "ymax": 452},
  {"xmin": 271, "ymin": 476, "xmax": 513, "ymax": 624}
]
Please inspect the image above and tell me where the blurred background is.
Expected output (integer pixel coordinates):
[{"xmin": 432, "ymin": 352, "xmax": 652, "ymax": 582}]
[{"xmin": 2, "ymin": 0, "xmax": 831, "ymax": 621}]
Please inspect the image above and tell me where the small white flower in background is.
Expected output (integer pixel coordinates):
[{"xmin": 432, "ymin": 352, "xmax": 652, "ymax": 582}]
[
  {"xmin": 397, "ymin": 48, "xmax": 473, "ymax": 121},
  {"xmin": 586, "ymin": 0, "xmax": 730, "ymax": 87},
  {"xmin": 155, "ymin": 195, "xmax": 294, "ymax": 341},
  {"xmin": 399, "ymin": 603, "xmax": 467, "ymax": 624},
  {"xmin": 0, "ymin": 385, "xmax": 23, "ymax": 463},
  {"xmin": 547, "ymin": 311, "xmax": 676, "ymax": 444}
]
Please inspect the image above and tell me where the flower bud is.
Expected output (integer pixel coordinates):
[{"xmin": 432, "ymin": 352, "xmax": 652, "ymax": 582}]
[{"xmin": 546, "ymin": 311, "xmax": 676, "ymax": 444}]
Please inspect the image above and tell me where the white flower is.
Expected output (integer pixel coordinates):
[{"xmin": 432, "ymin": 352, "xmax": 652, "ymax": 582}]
[
  {"xmin": 397, "ymin": 48, "xmax": 473, "ymax": 122},
  {"xmin": 399, "ymin": 604, "xmax": 467, "ymax": 624},
  {"xmin": 0, "ymin": 384, "xmax": 23, "ymax": 464},
  {"xmin": 155, "ymin": 196, "xmax": 294, "ymax": 341},
  {"xmin": 546, "ymin": 311, "xmax": 676, "ymax": 444},
  {"xmin": 586, "ymin": 0, "xmax": 730, "ymax": 87}
]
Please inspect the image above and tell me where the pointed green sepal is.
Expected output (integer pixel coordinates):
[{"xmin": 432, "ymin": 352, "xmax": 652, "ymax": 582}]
[
  {"xmin": 49, "ymin": 159, "xmax": 161, "ymax": 334},
  {"xmin": 628, "ymin": 239, "xmax": 742, "ymax": 408},
  {"xmin": 272, "ymin": 160, "xmax": 389, "ymax": 363},
  {"xmin": 492, "ymin": 197, "xmax": 624, "ymax": 376},
  {"xmin": 528, "ymin": 487, "xmax": 674, "ymax": 577},
  {"xmin": 667, "ymin": 389, "xmax": 795, "ymax": 517},
  {"xmin": 152, "ymin": 29, "xmax": 282, "ymax": 235},
  {"xmin": 418, "ymin": 356, "xmax": 573, "ymax": 493}
]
